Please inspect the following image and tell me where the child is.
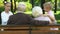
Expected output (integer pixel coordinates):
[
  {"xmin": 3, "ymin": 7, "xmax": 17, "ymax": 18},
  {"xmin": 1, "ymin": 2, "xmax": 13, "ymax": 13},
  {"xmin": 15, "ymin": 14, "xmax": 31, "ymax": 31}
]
[{"xmin": 43, "ymin": 2, "xmax": 57, "ymax": 24}]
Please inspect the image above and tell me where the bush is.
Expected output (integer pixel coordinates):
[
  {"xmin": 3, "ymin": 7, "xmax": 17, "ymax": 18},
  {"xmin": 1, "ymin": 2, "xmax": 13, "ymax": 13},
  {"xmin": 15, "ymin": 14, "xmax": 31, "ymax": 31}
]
[{"xmin": 0, "ymin": 6, "xmax": 4, "ymax": 12}]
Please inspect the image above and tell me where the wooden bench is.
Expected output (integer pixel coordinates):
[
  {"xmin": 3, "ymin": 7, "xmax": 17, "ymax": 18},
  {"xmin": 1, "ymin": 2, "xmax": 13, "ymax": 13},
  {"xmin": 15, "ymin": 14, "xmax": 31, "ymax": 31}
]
[{"xmin": 0, "ymin": 25, "xmax": 60, "ymax": 34}]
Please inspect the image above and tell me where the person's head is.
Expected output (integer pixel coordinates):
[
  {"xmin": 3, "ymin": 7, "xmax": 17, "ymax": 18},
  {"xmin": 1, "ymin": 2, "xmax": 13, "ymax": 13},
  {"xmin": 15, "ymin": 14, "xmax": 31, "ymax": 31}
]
[
  {"xmin": 4, "ymin": 2, "xmax": 11, "ymax": 12},
  {"xmin": 32, "ymin": 6, "xmax": 43, "ymax": 17},
  {"xmin": 17, "ymin": 2, "xmax": 26, "ymax": 12},
  {"xmin": 43, "ymin": 2, "xmax": 52, "ymax": 12}
]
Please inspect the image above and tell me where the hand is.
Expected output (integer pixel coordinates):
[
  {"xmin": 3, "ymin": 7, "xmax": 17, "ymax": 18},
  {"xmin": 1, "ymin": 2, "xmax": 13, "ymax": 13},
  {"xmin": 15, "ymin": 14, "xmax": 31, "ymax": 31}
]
[{"xmin": 43, "ymin": 14, "xmax": 49, "ymax": 17}]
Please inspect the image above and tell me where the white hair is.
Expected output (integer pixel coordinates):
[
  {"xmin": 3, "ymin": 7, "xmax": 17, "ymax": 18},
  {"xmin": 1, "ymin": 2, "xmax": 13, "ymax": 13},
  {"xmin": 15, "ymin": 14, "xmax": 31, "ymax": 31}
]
[
  {"xmin": 17, "ymin": 2, "xmax": 26, "ymax": 11},
  {"xmin": 18, "ymin": 2, "xmax": 26, "ymax": 7},
  {"xmin": 43, "ymin": 2, "xmax": 52, "ymax": 9},
  {"xmin": 32, "ymin": 6, "xmax": 43, "ymax": 17}
]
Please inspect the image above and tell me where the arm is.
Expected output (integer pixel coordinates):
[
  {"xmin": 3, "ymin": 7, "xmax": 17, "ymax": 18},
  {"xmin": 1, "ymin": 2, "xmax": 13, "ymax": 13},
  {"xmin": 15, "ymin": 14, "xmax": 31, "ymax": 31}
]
[
  {"xmin": 43, "ymin": 13, "xmax": 56, "ymax": 24},
  {"xmin": 48, "ymin": 15, "xmax": 55, "ymax": 21},
  {"xmin": 1, "ymin": 12, "xmax": 7, "ymax": 25}
]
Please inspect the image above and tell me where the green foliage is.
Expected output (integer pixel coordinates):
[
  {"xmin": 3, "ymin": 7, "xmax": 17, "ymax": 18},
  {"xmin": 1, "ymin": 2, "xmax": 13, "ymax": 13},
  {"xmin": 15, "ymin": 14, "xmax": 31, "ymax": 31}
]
[
  {"xmin": 14, "ymin": 1, "xmax": 32, "ymax": 15},
  {"xmin": 0, "ymin": 0, "xmax": 4, "ymax": 7},
  {"xmin": 0, "ymin": 0, "xmax": 4, "ymax": 12},
  {"xmin": 34, "ymin": 0, "xmax": 41, "ymax": 6},
  {"xmin": 25, "ymin": 2, "xmax": 32, "ymax": 12},
  {"xmin": 0, "ymin": 6, "xmax": 4, "ymax": 12}
]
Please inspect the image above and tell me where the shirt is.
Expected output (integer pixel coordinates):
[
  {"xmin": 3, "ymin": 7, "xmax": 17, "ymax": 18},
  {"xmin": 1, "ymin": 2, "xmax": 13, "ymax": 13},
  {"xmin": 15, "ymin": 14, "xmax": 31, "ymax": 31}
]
[
  {"xmin": 47, "ymin": 10, "xmax": 55, "ymax": 18},
  {"xmin": 1, "ymin": 11, "xmax": 13, "ymax": 25},
  {"xmin": 34, "ymin": 16, "xmax": 51, "ymax": 22},
  {"xmin": 47, "ymin": 10, "xmax": 57, "ymax": 24}
]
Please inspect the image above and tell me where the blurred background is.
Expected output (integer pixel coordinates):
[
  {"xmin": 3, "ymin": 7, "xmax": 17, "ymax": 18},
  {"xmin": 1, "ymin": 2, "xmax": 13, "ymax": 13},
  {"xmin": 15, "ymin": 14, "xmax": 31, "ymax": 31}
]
[{"xmin": 0, "ymin": 0, "xmax": 60, "ymax": 24}]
